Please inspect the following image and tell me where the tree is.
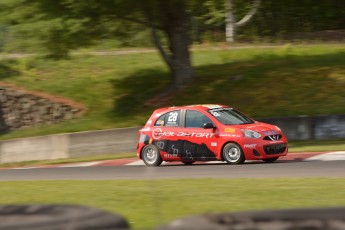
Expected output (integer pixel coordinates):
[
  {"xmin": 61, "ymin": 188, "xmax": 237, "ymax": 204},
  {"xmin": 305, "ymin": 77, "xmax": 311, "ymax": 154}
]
[
  {"xmin": 0, "ymin": 0, "xmax": 195, "ymax": 89},
  {"xmin": 194, "ymin": 0, "xmax": 225, "ymax": 42},
  {"xmin": 148, "ymin": 1, "xmax": 195, "ymax": 88},
  {"xmin": 225, "ymin": 0, "xmax": 260, "ymax": 42}
]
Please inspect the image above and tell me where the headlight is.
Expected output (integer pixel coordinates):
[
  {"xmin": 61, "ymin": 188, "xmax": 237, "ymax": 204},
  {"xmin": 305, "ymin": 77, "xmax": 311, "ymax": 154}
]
[
  {"xmin": 275, "ymin": 126, "xmax": 281, "ymax": 131},
  {"xmin": 241, "ymin": 129, "xmax": 261, "ymax": 139}
]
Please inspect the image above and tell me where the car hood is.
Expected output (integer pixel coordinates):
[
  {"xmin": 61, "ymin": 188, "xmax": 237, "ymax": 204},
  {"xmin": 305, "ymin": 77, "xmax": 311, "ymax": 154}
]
[{"xmin": 226, "ymin": 122, "xmax": 278, "ymax": 133}]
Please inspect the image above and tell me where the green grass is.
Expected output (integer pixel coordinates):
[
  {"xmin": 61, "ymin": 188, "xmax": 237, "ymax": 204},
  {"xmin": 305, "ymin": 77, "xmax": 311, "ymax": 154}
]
[
  {"xmin": 289, "ymin": 138, "xmax": 345, "ymax": 152},
  {"xmin": 1, "ymin": 44, "xmax": 345, "ymax": 139},
  {"xmin": 0, "ymin": 178, "xmax": 344, "ymax": 229}
]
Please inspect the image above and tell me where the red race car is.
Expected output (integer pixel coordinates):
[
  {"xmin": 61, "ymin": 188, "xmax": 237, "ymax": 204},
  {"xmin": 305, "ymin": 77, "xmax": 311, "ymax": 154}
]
[{"xmin": 137, "ymin": 104, "xmax": 288, "ymax": 166}]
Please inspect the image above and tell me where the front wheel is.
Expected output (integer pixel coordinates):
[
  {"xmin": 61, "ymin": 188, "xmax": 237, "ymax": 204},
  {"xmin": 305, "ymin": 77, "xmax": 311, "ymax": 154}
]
[
  {"xmin": 263, "ymin": 157, "xmax": 279, "ymax": 163},
  {"xmin": 222, "ymin": 143, "xmax": 245, "ymax": 164},
  {"xmin": 141, "ymin": 145, "xmax": 162, "ymax": 166}
]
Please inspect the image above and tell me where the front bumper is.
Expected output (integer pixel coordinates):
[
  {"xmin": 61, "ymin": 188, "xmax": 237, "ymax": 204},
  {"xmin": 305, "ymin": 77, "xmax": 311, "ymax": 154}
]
[
  {"xmin": 242, "ymin": 139, "xmax": 288, "ymax": 160},
  {"xmin": 263, "ymin": 143, "xmax": 287, "ymax": 155}
]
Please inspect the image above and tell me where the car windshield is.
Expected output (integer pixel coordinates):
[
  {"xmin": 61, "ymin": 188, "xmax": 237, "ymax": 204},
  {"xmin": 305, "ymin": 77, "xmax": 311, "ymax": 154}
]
[{"xmin": 208, "ymin": 108, "xmax": 254, "ymax": 125}]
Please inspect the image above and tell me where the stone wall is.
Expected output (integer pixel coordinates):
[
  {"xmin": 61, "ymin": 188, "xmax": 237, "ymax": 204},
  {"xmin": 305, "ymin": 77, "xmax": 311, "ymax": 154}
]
[{"xmin": 0, "ymin": 83, "xmax": 84, "ymax": 132}]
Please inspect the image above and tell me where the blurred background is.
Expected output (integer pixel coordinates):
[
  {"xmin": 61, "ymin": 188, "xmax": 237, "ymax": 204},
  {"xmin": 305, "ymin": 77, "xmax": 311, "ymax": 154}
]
[
  {"xmin": 0, "ymin": 0, "xmax": 344, "ymax": 139},
  {"xmin": 0, "ymin": 1, "xmax": 344, "ymax": 229}
]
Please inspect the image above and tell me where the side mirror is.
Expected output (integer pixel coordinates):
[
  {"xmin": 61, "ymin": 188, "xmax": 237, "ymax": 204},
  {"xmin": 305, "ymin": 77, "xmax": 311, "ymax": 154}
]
[{"xmin": 203, "ymin": 122, "xmax": 215, "ymax": 129}]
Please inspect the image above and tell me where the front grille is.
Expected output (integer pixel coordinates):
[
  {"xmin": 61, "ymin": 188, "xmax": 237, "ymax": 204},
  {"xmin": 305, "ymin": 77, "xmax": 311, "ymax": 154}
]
[
  {"xmin": 263, "ymin": 143, "xmax": 287, "ymax": 155},
  {"xmin": 263, "ymin": 134, "xmax": 282, "ymax": 141}
]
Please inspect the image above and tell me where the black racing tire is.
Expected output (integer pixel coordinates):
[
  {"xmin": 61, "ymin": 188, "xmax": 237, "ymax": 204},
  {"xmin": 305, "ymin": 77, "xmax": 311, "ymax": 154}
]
[
  {"xmin": 158, "ymin": 207, "xmax": 345, "ymax": 230},
  {"xmin": 222, "ymin": 142, "xmax": 245, "ymax": 164},
  {"xmin": 263, "ymin": 157, "xmax": 279, "ymax": 163},
  {"xmin": 182, "ymin": 161, "xmax": 195, "ymax": 165},
  {"xmin": 0, "ymin": 204, "xmax": 130, "ymax": 230},
  {"xmin": 141, "ymin": 144, "xmax": 163, "ymax": 166}
]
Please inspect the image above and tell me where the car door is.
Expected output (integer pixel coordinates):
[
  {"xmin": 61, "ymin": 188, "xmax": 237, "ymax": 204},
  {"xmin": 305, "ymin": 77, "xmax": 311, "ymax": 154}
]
[
  {"xmin": 177, "ymin": 110, "xmax": 218, "ymax": 161},
  {"xmin": 151, "ymin": 110, "xmax": 184, "ymax": 160}
]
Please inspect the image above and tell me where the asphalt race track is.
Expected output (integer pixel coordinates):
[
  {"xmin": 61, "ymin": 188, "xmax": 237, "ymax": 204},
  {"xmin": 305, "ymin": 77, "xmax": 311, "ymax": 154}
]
[{"xmin": 0, "ymin": 160, "xmax": 344, "ymax": 181}]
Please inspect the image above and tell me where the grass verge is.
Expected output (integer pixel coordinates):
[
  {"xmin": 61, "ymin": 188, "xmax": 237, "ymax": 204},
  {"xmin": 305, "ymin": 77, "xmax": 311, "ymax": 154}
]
[
  {"xmin": 0, "ymin": 178, "xmax": 344, "ymax": 229},
  {"xmin": 0, "ymin": 44, "xmax": 345, "ymax": 140},
  {"xmin": 289, "ymin": 138, "xmax": 345, "ymax": 152}
]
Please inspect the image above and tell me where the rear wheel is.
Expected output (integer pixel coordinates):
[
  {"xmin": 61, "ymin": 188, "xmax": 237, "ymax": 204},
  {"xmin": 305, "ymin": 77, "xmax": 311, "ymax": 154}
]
[
  {"xmin": 141, "ymin": 145, "xmax": 162, "ymax": 166},
  {"xmin": 263, "ymin": 157, "xmax": 279, "ymax": 163},
  {"xmin": 222, "ymin": 143, "xmax": 245, "ymax": 164}
]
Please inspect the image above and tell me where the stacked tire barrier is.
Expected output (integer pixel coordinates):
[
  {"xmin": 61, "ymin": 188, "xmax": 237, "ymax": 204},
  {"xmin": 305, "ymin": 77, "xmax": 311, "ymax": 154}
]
[
  {"xmin": 158, "ymin": 207, "xmax": 345, "ymax": 230},
  {"xmin": 0, "ymin": 205, "xmax": 130, "ymax": 230},
  {"xmin": 0, "ymin": 206, "xmax": 344, "ymax": 230}
]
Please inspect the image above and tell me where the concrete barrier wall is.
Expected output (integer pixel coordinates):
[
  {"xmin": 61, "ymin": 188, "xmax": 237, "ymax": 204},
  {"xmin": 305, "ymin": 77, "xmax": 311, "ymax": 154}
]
[
  {"xmin": 257, "ymin": 114, "xmax": 345, "ymax": 140},
  {"xmin": 67, "ymin": 127, "xmax": 140, "ymax": 158},
  {"xmin": 0, "ymin": 114, "xmax": 344, "ymax": 163},
  {"xmin": 0, "ymin": 127, "xmax": 141, "ymax": 163},
  {"xmin": 0, "ymin": 134, "xmax": 69, "ymax": 163}
]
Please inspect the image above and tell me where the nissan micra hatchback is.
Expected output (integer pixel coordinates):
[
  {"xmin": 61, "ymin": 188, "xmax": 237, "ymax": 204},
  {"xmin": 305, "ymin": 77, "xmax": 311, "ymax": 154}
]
[{"xmin": 137, "ymin": 104, "xmax": 288, "ymax": 166}]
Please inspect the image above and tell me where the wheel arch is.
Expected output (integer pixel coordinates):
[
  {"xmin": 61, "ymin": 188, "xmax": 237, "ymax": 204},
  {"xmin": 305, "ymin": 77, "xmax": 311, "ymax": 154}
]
[{"xmin": 138, "ymin": 144, "xmax": 145, "ymax": 159}]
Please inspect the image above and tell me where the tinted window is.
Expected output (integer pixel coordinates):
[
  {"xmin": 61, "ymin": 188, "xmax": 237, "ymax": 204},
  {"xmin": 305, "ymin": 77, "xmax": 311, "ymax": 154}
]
[
  {"xmin": 154, "ymin": 110, "xmax": 181, "ymax": 127},
  {"xmin": 185, "ymin": 110, "xmax": 213, "ymax": 128},
  {"xmin": 154, "ymin": 114, "xmax": 166, "ymax": 126},
  {"xmin": 209, "ymin": 108, "xmax": 254, "ymax": 125}
]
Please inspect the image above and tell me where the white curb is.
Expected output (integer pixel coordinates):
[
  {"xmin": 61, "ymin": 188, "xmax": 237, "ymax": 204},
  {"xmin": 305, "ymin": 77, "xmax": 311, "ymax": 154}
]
[{"xmin": 305, "ymin": 151, "xmax": 345, "ymax": 161}]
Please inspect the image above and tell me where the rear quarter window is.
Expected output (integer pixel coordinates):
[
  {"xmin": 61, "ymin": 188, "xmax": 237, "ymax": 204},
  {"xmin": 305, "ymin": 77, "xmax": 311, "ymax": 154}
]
[{"xmin": 154, "ymin": 110, "xmax": 181, "ymax": 127}]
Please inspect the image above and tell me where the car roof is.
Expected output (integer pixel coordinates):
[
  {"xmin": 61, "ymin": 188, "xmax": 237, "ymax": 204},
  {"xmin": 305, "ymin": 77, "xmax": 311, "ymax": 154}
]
[{"xmin": 154, "ymin": 104, "xmax": 230, "ymax": 113}]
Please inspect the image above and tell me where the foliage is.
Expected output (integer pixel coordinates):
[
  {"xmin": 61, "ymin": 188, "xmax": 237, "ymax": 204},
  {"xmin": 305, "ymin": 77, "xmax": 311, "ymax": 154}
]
[
  {"xmin": 0, "ymin": 1, "xmax": 198, "ymax": 88},
  {"xmin": 1, "ymin": 0, "xmax": 345, "ymax": 53},
  {"xmin": 192, "ymin": 0, "xmax": 345, "ymax": 42},
  {"xmin": 242, "ymin": 0, "xmax": 345, "ymax": 40},
  {"xmin": 1, "ymin": 0, "xmax": 181, "ymax": 56},
  {"xmin": 0, "ymin": 24, "xmax": 8, "ymax": 51},
  {"xmin": 0, "ymin": 0, "xmax": 125, "ymax": 56}
]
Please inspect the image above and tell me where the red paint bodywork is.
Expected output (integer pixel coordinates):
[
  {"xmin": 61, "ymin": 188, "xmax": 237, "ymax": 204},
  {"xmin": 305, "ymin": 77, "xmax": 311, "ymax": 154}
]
[{"xmin": 137, "ymin": 105, "xmax": 288, "ymax": 163}]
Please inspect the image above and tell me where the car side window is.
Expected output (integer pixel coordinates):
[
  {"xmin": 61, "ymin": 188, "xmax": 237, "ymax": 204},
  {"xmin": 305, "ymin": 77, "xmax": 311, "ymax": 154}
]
[
  {"xmin": 185, "ymin": 110, "xmax": 213, "ymax": 128},
  {"xmin": 154, "ymin": 110, "xmax": 181, "ymax": 127},
  {"xmin": 154, "ymin": 114, "xmax": 166, "ymax": 126}
]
